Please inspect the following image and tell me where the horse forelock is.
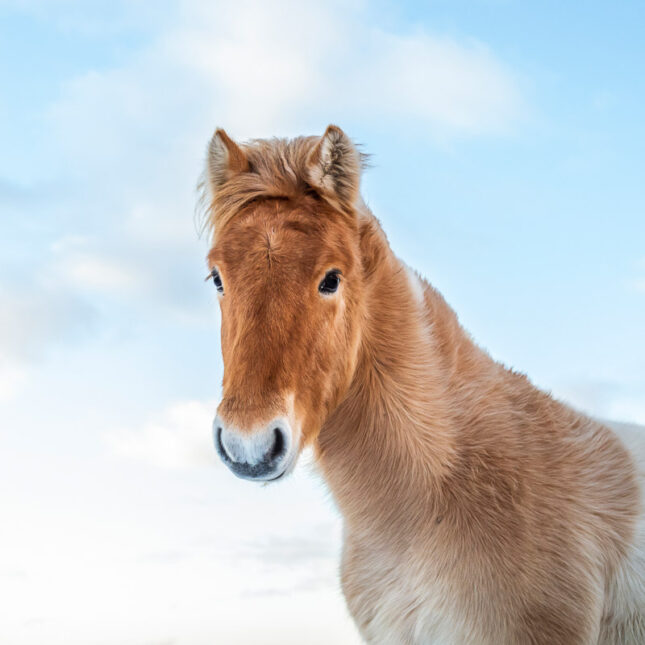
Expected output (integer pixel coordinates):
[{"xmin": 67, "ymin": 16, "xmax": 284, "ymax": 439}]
[
  {"xmin": 197, "ymin": 133, "xmax": 370, "ymax": 241},
  {"xmin": 197, "ymin": 136, "xmax": 320, "ymax": 240}
]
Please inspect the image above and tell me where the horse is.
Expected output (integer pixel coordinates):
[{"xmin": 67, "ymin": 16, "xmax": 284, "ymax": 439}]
[{"xmin": 199, "ymin": 125, "xmax": 645, "ymax": 644}]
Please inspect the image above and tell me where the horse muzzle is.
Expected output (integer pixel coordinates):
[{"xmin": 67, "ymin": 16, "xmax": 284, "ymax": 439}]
[{"xmin": 213, "ymin": 416, "xmax": 296, "ymax": 481}]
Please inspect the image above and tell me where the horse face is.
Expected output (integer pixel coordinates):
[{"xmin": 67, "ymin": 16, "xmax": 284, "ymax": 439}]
[{"xmin": 210, "ymin": 196, "xmax": 363, "ymax": 481}]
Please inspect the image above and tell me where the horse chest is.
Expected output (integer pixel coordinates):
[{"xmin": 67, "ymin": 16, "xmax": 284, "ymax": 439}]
[{"xmin": 340, "ymin": 533, "xmax": 474, "ymax": 645}]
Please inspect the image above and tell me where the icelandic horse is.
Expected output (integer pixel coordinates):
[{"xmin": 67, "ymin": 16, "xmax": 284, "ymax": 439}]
[{"xmin": 201, "ymin": 125, "xmax": 645, "ymax": 644}]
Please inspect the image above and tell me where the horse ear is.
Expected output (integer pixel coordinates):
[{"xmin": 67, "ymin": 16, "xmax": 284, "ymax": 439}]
[
  {"xmin": 207, "ymin": 128, "xmax": 249, "ymax": 193},
  {"xmin": 307, "ymin": 125, "xmax": 362, "ymax": 212}
]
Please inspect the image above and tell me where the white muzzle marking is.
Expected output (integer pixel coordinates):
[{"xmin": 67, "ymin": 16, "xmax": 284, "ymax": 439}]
[{"xmin": 213, "ymin": 416, "xmax": 296, "ymax": 481}]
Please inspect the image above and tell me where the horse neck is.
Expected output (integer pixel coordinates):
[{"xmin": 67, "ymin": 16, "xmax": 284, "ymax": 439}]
[{"xmin": 315, "ymin": 213, "xmax": 489, "ymax": 534}]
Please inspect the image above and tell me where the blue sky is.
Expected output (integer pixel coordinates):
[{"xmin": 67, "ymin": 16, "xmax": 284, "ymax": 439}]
[{"xmin": 1, "ymin": 1, "xmax": 644, "ymax": 642}]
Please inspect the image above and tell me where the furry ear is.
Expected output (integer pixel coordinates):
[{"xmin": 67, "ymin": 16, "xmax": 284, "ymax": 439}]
[
  {"xmin": 207, "ymin": 128, "xmax": 249, "ymax": 193},
  {"xmin": 307, "ymin": 125, "xmax": 362, "ymax": 212}
]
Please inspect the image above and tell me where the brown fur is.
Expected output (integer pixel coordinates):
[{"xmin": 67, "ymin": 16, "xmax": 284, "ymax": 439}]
[{"xmin": 200, "ymin": 126, "xmax": 644, "ymax": 644}]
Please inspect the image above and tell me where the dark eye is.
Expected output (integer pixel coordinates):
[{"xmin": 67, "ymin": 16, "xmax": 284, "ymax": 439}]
[
  {"xmin": 318, "ymin": 270, "xmax": 341, "ymax": 295},
  {"xmin": 210, "ymin": 269, "xmax": 224, "ymax": 294}
]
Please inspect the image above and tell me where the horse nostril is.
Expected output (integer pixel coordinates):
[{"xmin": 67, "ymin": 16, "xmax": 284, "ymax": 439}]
[
  {"xmin": 269, "ymin": 427, "xmax": 286, "ymax": 462},
  {"xmin": 215, "ymin": 426, "xmax": 229, "ymax": 461}
]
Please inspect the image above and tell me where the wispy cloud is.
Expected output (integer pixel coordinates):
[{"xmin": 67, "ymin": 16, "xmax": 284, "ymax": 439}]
[
  {"xmin": 0, "ymin": 278, "xmax": 96, "ymax": 363},
  {"xmin": 351, "ymin": 30, "xmax": 523, "ymax": 135},
  {"xmin": 233, "ymin": 523, "xmax": 342, "ymax": 598},
  {"xmin": 0, "ymin": 361, "xmax": 28, "ymax": 403},
  {"xmin": 0, "ymin": 272, "xmax": 97, "ymax": 400},
  {"xmin": 237, "ymin": 525, "xmax": 337, "ymax": 566},
  {"xmin": 50, "ymin": 235, "xmax": 149, "ymax": 297},
  {"xmin": 48, "ymin": 0, "xmax": 524, "ymax": 148},
  {"xmin": 106, "ymin": 399, "xmax": 219, "ymax": 469}
]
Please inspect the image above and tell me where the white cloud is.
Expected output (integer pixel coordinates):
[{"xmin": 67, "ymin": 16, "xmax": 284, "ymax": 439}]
[
  {"xmin": 57, "ymin": 252, "xmax": 143, "ymax": 293},
  {"xmin": 44, "ymin": 231, "xmax": 212, "ymax": 329},
  {"xmin": 0, "ymin": 279, "xmax": 96, "ymax": 363},
  {"xmin": 0, "ymin": 274, "xmax": 97, "ymax": 401},
  {"xmin": 0, "ymin": 361, "xmax": 28, "ymax": 403},
  {"xmin": 361, "ymin": 31, "xmax": 522, "ymax": 135},
  {"xmin": 180, "ymin": 1, "xmax": 524, "ymax": 137},
  {"xmin": 48, "ymin": 0, "xmax": 524, "ymax": 163},
  {"xmin": 107, "ymin": 399, "xmax": 219, "ymax": 469}
]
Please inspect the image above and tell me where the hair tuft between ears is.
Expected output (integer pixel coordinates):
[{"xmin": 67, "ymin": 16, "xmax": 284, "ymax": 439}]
[{"xmin": 196, "ymin": 125, "xmax": 369, "ymax": 240}]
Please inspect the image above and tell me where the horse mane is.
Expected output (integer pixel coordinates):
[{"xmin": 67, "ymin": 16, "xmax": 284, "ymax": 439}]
[{"xmin": 196, "ymin": 135, "xmax": 370, "ymax": 240}]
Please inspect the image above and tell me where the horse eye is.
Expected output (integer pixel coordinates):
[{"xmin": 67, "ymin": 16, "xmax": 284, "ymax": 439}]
[
  {"xmin": 211, "ymin": 269, "xmax": 224, "ymax": 294},
  {"xmin": 319, "ymin": 270, "xmax": 341, "ymax": 295}
]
